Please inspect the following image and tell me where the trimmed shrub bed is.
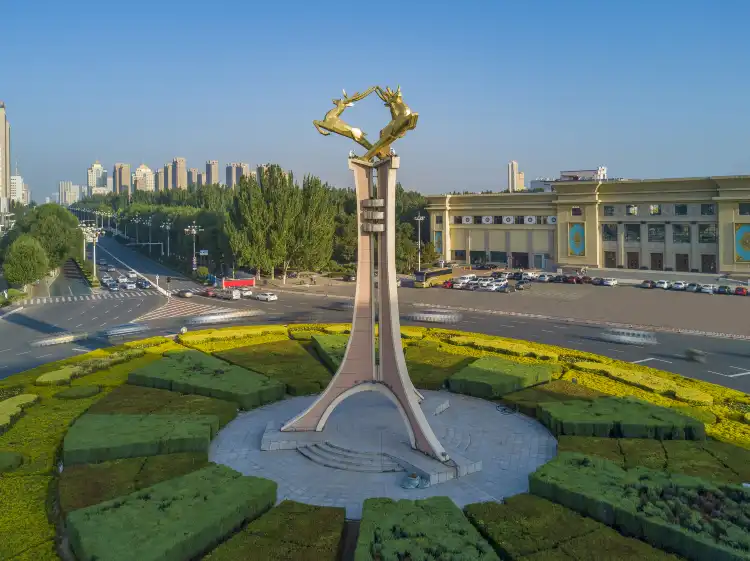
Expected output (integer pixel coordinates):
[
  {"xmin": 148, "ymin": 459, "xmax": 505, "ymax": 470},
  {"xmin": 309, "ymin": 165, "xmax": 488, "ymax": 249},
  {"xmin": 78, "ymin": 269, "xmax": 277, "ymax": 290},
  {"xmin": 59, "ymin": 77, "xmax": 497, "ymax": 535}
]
[
  {"xmin": 500, "ymin": 379, "xmax": 607, "ymax": 417},
  {"xmin": 312, "ymin": 334, "xmax": 350, "ymax": 372},
  {"xmin": 204, "ymin": 500, "xmax": 345, "ymax": 561},
  {"xmin": 67, "ymin": 464, "xmax": 277, "ymax": 561},
  {"xmin": 128, "ymin": 350, "xmax": 285, "ymax": 409},
  {"xmin": 448, "ymin": 357, "xmax": 560, "ymax": 399},
  {"xmin": 62, "ymin": 413, "xmax": 218, "ymax": 464},
  {"xmin": 0, "ymin": 475, "xmax": 56, "ymax": 560},
  {"xmin": 59, "ymin": 452, "xmax": 209, "ymax": 515},
  {"xmin": 404, "ymin": 340, "xmax": 474, "ymax": 390},
  {"xmin": 465, "ymin": 494, "xmax": 681, "ymax": 560},
  {"xmin": 54, "ymin": 385, "xmax": 101, "ymax": 399},
  {"xmin": 355, "ymin": 496, "xmax": 499, "ymax": 561},
  {"xmin": 217, "ymin": 340, "xmax": 332, "ymax": 395},
  {"xmin": 538, "ymin": 397, "xmax": 706, "ymax": 439},
  {"xmin": 529, "ymin": 452, "xmax": 750, "ymax": 561},
  {"xmin": 34, "ymin": 349, "xmax": 145, "ymax": 386},
  {"xmin": 0, "ymin": 393, "xmax": 39, "ymax": 432}
]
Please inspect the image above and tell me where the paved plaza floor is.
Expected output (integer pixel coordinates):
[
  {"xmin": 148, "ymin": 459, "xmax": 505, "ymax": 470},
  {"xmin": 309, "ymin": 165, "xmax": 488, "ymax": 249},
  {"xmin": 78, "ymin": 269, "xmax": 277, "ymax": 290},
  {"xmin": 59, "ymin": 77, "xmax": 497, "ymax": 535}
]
[{"xmin": 210, "ymin": 390, "xmax": 557, "ymax": 519}]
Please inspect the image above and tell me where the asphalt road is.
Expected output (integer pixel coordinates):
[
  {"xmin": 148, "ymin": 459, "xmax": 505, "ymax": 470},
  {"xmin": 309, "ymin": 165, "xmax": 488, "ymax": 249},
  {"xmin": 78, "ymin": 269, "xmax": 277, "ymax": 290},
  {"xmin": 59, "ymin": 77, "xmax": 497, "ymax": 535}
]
[{"xmin": 50, "ymin": 259, "xmax": 93, "ymax": 297}]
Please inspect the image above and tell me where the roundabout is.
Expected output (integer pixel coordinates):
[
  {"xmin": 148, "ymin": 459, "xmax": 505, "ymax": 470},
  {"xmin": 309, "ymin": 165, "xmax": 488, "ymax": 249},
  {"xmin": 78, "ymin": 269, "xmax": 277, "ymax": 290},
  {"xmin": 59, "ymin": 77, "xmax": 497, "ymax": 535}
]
[{"xmin": 1, "ymin": 323, "xmax": 749, "ymax": 560}]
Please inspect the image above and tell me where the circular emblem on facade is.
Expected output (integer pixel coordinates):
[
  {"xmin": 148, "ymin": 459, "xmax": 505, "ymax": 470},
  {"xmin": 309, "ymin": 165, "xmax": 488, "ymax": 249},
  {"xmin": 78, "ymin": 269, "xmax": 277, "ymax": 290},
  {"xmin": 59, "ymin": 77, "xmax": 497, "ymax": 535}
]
[
  {"xmin": 735, "ymin": 224, "xmax": 750, "ymax": 262},
  {"xmin": 569, "ymin": 224, "xmax": 585, "ymax": 256}
]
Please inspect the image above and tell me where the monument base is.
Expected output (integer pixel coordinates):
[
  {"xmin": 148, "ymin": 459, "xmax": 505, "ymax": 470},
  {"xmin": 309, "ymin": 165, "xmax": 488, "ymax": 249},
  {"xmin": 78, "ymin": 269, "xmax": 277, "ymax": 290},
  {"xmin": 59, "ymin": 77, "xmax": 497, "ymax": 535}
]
[{"xmin": 263, "ymin": 390, "xmax": 482, "ymax": 487}]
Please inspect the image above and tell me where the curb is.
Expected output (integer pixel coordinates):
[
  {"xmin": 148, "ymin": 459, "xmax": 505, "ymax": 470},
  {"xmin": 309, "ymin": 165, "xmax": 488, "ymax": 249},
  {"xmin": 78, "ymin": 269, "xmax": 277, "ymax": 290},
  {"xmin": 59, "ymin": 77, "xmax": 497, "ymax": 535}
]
[{"xmin": 0, "ymin": 305, "xmax": 24, "ymax": 319}]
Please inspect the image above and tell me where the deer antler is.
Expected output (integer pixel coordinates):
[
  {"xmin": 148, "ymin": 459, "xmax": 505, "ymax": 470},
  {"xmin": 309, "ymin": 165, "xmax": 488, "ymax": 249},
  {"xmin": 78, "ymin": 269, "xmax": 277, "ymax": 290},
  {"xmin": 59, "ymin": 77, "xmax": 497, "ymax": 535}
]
[{"xmin": 345, "ymin": 86, "xmax": 377, "ymax": 103}]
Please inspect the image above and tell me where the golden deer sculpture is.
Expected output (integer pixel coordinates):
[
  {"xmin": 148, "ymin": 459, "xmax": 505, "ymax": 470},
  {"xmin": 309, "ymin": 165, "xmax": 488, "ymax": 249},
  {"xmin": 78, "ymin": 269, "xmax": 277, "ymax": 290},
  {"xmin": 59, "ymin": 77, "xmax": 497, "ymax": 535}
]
[
  {"xmin": 313, "ymin": 87, "xmax": 377, "ymax": 152},
  {"xmin": 361, "ymin": 86, "xmax": 419, "ymax": 161}
]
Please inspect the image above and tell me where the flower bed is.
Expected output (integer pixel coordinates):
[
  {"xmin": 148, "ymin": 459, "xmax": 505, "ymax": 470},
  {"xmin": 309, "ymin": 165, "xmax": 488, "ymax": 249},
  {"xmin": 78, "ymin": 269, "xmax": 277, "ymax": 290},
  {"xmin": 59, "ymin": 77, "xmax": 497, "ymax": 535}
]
[
  {"xmin": 448, "ymin": 356, "xmax": 561, "ymax": 400},
  {"xmin": 204, "ymin": 500, "xmax": 345, "ymax": 561},
  {"xmin": 529, "ymin": 453, "xmax": 750, "ymax": 561},
  {"xmin": 216, "ymin": 340, "xmax": 333, "ymax": 395},
  {"xmin": 538, "ymin": 397, "xmax": 706, "ymax": 440},
  {"xmin": 62, "ymin": 413, "xmax": 219, "ymax": 464},
  {"xmin": 128, "ymin": 350, "xmax": 285, "ymax": 409},
  {"xmin": 465, "ymin": 493, "xmax": 681, "ymax": 560},
  {"xmin": 355, "ymin": 496, "xmax": 499, "ymax": 561},
  {"xmin": 67, "ymin": 464, "xmax": 277, "ymax": 561}
]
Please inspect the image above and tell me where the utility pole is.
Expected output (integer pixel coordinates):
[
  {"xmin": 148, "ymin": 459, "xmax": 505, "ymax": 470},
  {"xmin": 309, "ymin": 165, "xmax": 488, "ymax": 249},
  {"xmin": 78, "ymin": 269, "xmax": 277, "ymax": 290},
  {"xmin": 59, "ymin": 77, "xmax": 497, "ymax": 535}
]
[{"xmin": 414, "ymin": 213, "xmax": 425, "ymax": 272}]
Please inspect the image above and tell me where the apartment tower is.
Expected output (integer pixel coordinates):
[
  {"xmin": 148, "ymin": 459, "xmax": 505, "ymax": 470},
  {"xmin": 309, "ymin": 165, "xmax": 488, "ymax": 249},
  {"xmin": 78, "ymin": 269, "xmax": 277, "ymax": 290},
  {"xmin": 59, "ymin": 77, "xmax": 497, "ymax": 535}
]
[
  {"xmin": 226, "ymin": 162, "xmax": 250, "ymax": 188},
  {"xmin": 113, "ymin": 163, "xmax": 132, "ymax": 196},
  {"xmin": 206, "ymin": 160, "xmax": 219, "ymax": 185},
  {"xmin": 155, "ymin": 168, "xmax": 165, "ymax": 191},
  {"xmin": 164, "ymin": 163, "xmax": 173, "ymax": 190},
  {"xmin": 172, "ymin": 157, "xmax": 187, "ymax": 189},
  {"xmin": 87, "ymin": 161, "xmax": 108, "ymax": 195},
  {"xmin": 134, "ymin": 164, "xmax": 155, "ymax": 192},
  {"xmin": 187, "ymin": 168, "xmax": 200, "ymax": 187}
]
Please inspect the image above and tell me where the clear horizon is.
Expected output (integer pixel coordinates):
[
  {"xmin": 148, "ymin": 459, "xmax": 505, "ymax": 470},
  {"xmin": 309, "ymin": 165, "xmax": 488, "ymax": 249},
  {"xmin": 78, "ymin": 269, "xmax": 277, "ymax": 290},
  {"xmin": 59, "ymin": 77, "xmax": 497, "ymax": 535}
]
[{"xmin": 4, "ymin": 0, "xmax": 750, "ymax": 201}]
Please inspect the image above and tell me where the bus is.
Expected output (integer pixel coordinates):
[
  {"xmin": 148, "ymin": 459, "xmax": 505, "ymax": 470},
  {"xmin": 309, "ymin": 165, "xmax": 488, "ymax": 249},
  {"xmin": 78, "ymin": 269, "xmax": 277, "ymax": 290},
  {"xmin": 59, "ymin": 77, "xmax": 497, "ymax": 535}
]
[{"xmin": 414, "ymin": 268, "xmax": 454, "ymax": 288}]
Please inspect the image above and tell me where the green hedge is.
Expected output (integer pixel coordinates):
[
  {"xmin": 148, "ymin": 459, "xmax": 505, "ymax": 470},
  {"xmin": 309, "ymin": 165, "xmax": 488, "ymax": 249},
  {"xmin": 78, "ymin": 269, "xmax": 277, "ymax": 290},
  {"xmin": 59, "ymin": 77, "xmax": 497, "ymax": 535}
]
[
  {"xmin": 465, "ymin": 494, "xmax": 681, "ymax": 560},
  {"xmin": 529, "ymin": 452, "xmax": 750, "ymax": 561},
  {"xmin": 404, "ymin": 340, "xmax": 474, "ymax": 390},
  {"xmin": 67, "ymin": 464, "xmax": 277, "ymax": 561},
  {"xmin": 87, "ymin": 384, "xmax": 238, "ymax": 428},
  {"xmin": 500, "ymin": 379, "xmax": 607, "ymax": 417},
  {"xmin": 62, "ymin": 413, "xmax": 218, "ymax": 464},
  {"xmin": 54, "ymin": 385, "xmax": 101, "ymax": 399},
  {"xmin": 538, "ymin": 397, "xmax": 706, "ymax": 440},
  {"xmin": 558, "ymin": 436, "xmax": 747, "ymax": 484},
  {"xmin": 448, "ymin": 357, "xmax": 560, "ymax": 400},
  {"xmin": 59, "ymin": 452, "xmax": 209, "ymax": 515},
  {"xmin": 73, "ymin": 258, "xmax": 100, "ymax": 287},
  {"xmin": 204, "ymin": 500, "xmax": 344, "ymax": 561},
  {"xmin": 216, "ymin": 340, "xmax": 333, "ymax": 396},
  {"xmin": 0, "ymin": 475, "xmax": 56, "ymax": 559},
  {"xmin": 355, "ymin": 497, "xmax": 499, "ymax": 561},
  {"xmin": 0, "ymin": 450, "xmax": 24, "ymax": 472},
  {"xmin": 311, "ymin": 334, "xmax": 349, "ymax": 372},
  {"xmin": 128, "ymin": 350, "xmax": 285, "ymax": 409}
]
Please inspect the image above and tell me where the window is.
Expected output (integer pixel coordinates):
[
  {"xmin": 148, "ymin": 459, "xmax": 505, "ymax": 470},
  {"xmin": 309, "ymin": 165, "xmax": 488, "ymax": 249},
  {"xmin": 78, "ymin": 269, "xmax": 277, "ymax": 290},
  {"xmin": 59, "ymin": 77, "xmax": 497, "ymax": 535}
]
[
  {"xmin": 740, "ymin": 203, "xmax": 750, "ymax": 216},
  {"xmin": 452, "ymin": 250, "xmax": 466, "ymax": 260},
  {"xmin": 453, "ymin": 216, "xmax": 462, "ymax": 224},
  {"xmin": 624, "ymin": 224, "xmax": 641, "ymax": 242},
  {"xmin": 514, "ymin": 216, "xmax": 525, "ymax": 224},
  {"xmin": 601, "ymin": 224, "xmax": 617, "ymax": 241},
  {"xmin": 493, "ymin": 216, "xmax": 503, "ymax": 224},
  {"xmin": 674, "ymin": 204, "xmax": 688, "ymax": 216},
  {"xmin": 648, "ymin": 224, "xmax": 665, "ymax": 242},
  {"xmin": 435, "ymin": 215, "xmax": 443, "ymax": 225},
  {"xmin": 699, "ymin": 224, "xmax": 718, "ymax": 243},
  {"xmin": 571, "ymin": 206, "xmax": 583, "ymax": 216},
  {"xmin": 626, "ymin": 205, "xmax": 638, "ymax": 216},
  {"xmin": 701, "ymin": 204, "xmax": 715, "ymax": 216},
  {"xmin": 536, "ymin": 216, "xmax": 547, "ymax": 224},
  {"xmin": 603, "ymin": 206, "xmax": 615, "ymax": 216},
  {"xmin": 672, "ymin": 224, "xmax": 690, "ymax": 244},
  {"xmin": 649, "ymin": 204, "xmax": 662, "ymax": 216},
  {"xmin": 473, "ymin": 216, "xmax": 483, "ymax": 225}
]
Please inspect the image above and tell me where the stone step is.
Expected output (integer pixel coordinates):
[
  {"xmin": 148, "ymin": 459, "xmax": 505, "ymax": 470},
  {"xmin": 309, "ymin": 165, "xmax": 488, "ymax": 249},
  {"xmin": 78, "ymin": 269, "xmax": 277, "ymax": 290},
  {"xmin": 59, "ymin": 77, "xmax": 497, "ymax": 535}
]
[
  {"xmin": 312, "ymin": 444, "xmax": 403, "ymax": 471},
  {"xmin": 298, "ymin": 445, "xmax": 405, "ymax": 473},
  {"xmin": 321, "ymin": 442, "xmax": 399, "ymax": 463}
]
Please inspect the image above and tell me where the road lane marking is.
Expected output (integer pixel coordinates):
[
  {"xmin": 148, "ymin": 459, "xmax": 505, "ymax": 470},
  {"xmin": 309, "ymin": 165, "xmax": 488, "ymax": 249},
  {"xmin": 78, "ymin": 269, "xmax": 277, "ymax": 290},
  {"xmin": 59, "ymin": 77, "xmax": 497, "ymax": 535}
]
[
  {"xmin": 112, "ymin": 317, "xmax": 119, "ymax": 321},
  {"xmin": 632, "ymin": 358, "xmax": 672, "ymax": 364},
  {"xmin": 67, "ymin": 317, "xmax": 73, "ymax": 321},
  {"xmin": 17, "ymin": 351, "xmax": 30, "ymax": 355},
  {"xmin": 607, "ymin": 348, "xmax": 624, "ymax": 353},
  {"xmin": 0, "ymin": 348, "xmax": 10, "ymax": 353},
  {"xmin": 100, "ymin": 323, "xmax": 107, "ymax": 327},
  {"xmin": 68, "ymin": 287, "xmax": 73, "ymax": 296},
  {"xmin": 38, "ymin": 353, "xmax": 52, "ymax": 358},
  {"xmin": 496, "ymin": 324, "xmax": 514, "ymax": 328},
  {"xmin": 541, "ymin": 329, "xmax": 554, "ymax": 333},
  {"xmin": 72, "ymin": 348, "xmax": 89, "ymax": 352},
  {"xmin": 75, "ymin": 324, "xmax": 83, "ymax": 328},
  {"xmin": 91, "ymin": 317, "xmax": 98, "ymax": 321}
]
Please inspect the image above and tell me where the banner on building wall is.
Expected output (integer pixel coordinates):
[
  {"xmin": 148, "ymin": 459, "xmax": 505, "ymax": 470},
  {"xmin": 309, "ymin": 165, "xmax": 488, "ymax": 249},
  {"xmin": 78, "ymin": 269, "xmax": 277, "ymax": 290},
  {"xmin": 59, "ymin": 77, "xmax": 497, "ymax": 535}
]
[
  {"xmin": 524, "ymin": 216, "xmax": 537, "ymax": 225},
  {"xmin": 568, "ymin": 223, "xmax": 586, "ymax": 257},
  {"xmin": 435, "ymin": 231, "xmax": 443, "ymax": 255},
  {"xmin": 502, "ymin": 216, "xmax": 514, "ymax": 225},
  {"xmin": 734, "ymin": 223, "xmax": 750, "ymax": 262},
  {"xmin": 462, "ymin": 216, "xmax": 473, "ymax": 224},
  {"xmin": 481, "ymin": 216, "xmax": 493, "ymax": 224},
  {"xmin": 548, "ymin": 216, "xmax": 558, "ymax": 225}
]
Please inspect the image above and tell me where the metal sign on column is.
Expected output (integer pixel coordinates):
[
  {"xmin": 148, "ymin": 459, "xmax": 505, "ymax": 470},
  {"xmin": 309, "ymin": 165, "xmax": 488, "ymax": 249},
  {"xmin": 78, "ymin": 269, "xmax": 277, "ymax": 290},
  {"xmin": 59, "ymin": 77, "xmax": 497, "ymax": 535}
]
[{"xmin": 192, "ymin": 256, "xmax": 197, "ymax": 270}]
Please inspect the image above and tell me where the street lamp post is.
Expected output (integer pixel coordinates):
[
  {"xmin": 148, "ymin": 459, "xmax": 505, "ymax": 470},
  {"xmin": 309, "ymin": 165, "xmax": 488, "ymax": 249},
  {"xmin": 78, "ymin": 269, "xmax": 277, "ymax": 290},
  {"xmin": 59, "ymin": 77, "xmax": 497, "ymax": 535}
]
[
  {"xmin": 133, "ymin": 215, "xmax": 141, "ymax": 244},
  {"xmin": 161, "ymin": 221, "xmax": 172, "ymax": 257},
  {"xmin": 184, "ymin": 221, "xmax": 204, "ymax": 272},
  {"xmin": 80, "ymin": 224, "xmax": 103, "ymax": 279},
  {"xmin": 414, "ymin": 213, "xmax": 425, "ymax": 272},
  {"xmin": 146, "ymin": 217, "xmax": 153, "ymax": 254}
]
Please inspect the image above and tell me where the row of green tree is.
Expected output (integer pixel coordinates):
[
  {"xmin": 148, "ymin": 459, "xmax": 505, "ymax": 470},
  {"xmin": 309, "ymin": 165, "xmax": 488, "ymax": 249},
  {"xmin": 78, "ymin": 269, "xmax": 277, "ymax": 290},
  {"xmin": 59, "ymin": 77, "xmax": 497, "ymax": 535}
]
[
  {"xmin": 0, "ymin": 204, "xmax": 83, "ymax": 287},
  {"xmin": 75, "ymin": 164, "xmax": 438, "ymax": 276}
]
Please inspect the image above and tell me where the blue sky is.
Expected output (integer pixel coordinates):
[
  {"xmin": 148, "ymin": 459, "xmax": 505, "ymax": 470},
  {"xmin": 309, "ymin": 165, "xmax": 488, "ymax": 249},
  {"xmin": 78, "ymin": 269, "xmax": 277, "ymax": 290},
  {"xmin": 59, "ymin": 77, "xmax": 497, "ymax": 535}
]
[{"xmin": 3, "ymin": 0, "xmax": 750, "ymax": 200}]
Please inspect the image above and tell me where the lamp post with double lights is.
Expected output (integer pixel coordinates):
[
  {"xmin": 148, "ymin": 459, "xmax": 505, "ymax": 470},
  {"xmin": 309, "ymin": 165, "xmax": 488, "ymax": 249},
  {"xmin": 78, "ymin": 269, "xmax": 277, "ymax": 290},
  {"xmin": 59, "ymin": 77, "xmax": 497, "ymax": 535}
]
[
  {"xmin": 414, "ymin": 213, "xmax": 425, "ymax": 272},
  {"xmin": 161, "ymin": 221, "xmax": 172, "ymax": 257},
  {"xmin": 145, "ymin": 217, "xmax": 153, "ymax": 254},
  {"xmin": 184, "ymin": 221, "xmax": 204, "ymax": 272},
  {"xmin": 80, "ymin": 223, "xmax": 104, "ymax": 280},
  {"xmin": 132, "ymin": 215, "xmax": 142, "ymax": 244}
]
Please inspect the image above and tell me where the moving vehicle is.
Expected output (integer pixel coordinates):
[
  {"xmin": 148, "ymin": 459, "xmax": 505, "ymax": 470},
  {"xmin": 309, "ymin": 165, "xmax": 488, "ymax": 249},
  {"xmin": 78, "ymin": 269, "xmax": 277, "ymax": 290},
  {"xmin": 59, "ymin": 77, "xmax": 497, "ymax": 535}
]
[
  {"xmin": 177, "ymin": 289, "xmax": 193, "ymax": 298},
  {"xmin": 239, "ymin": 288, "xmax": 253, "ymax": 298},
  {"xmin": 107, "ymin": 265, "xmax": 116, "ymax": 272},
  {"xmin": 602, "ymin": 278, "xmax": 618, "ymax": 286},
  {"xmin": 671, "ymin": 281, "xmax": 687, "ymax": 291},
  {"xmin": 216, "ymin": 289, "xmax": 241, "ymax": 300},
  {"xmin": 136, "ymin": 279, "xmax": 151, "ymax": 289},
  {"xmin": 655, "ymin": 280, "xmax": 671, "ymax": 289},
  {"xmin": 600, "ymin": 329, "xmax": 658, "ymax": 346},
  {"xmin": 686, "ymin": 349, "xmax": 707, "ymax": 363},
  {"xmin": 123, "ymin": 282, "xmax": 136, "ymax": 290},
  {"xmin": 255, "ymin": 292, "xmax": 278, "ymax": 302},
  {"xmin": 117, "ymin": 275, "xmax": 127, "ymax": 283},
  {"xmin": 98, "ymin": 259, "xmax": 107, "ymax": 266},
  {"xmin": 105, "ymin": 323, "xmax": 149, "ymax": 338},
  {"xmin": 108, "ymin": 283, "xmax": 119, "ymax": 292},
  {"xmin": 127, "ymin": 271, "xmax": 137, "ymax": 280},
  {"xmin": 414, "ymin": 268, "xmax": 455, "ymax": 288},
  {"xmin": 405, "ymin": 309, "xmax": 461, "ymax": 323}
]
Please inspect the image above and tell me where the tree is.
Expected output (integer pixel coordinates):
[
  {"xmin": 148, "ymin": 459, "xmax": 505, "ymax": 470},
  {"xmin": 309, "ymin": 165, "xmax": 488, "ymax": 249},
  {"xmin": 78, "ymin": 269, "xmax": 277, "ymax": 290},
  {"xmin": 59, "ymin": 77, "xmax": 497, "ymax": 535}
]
[
  {"xmin": 291, "ymin": 175, "xmax": 336, "ymax": 272},
  {"xmin": 420, "ymin": 242, "xmax": 440, "ymax": 267},
  {"xmin": 3, "ymin": 235, "xmax": 49, "ymax": 286},
  {"xmin": 395, "ymin": 222, "xmax": 418, "ymax": 273}
]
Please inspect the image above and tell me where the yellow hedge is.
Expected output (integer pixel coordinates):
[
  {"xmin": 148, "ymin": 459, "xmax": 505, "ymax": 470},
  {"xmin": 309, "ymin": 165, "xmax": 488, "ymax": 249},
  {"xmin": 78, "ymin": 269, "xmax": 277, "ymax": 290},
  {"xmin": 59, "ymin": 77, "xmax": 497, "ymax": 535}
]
[
  {"xmin": 185, "ymin": 333, "xmax": 290, "ymax": 354},
  {"xmin": 323, "ymin": 324, "xmax": 350, "ymax": 335},
  {"xmin": 0, "ymin": 394, "xmax": 39, "ymax": 432},
  {"xmin": 706, "ymin": 419, "xmax": 750, "ymax": 450},
  {"xmin": 448, "ymin": 336, "xmax": 558, "ymax": 361}
]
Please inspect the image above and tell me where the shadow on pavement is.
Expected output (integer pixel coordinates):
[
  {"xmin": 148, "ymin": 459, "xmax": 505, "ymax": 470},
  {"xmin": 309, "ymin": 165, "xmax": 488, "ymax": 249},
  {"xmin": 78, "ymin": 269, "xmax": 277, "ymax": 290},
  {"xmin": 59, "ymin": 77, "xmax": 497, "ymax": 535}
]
[{"xmin": 4, "ymin": 313, "xmax": 69, "ymax": 337}]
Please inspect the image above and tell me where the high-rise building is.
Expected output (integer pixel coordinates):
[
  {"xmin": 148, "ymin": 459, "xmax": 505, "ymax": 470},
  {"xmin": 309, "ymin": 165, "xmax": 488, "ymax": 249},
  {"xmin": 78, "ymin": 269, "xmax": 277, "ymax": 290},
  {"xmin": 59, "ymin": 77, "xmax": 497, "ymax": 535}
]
[
  {"xmin": 172, "ymin": 157, "xmax": 187, "ymax": 189},
  {"xmin": 507, "ymin": 160, "xmax": 525, "ymax": 192},
  {"xmin": 10, "ymin": 174, "xmax": 24, "ymax": 203},
  {"xmin": 187, "ymin": 168, "xmax": 200, "ymax": 187},
  {"xmin": 87, "ymin": 161, "xmax": 108, "ymax": 195},
  {"xmin": 134, "ymin": 164, "xmax": 155, "ymax": 192},
  {"xmin": 0, "ymin": 102, "xmax": 10, "ymax": 203},
  {"xmin": 113, "ymin": 163, "xmax": 132, "ymax": 196},
  {"xmin": 164, "ymin": 163, "xmax": 173, "ymax": 190},
  {"xmin": 22, "ymin": 184, "xmax": 30, "ymax": 205},
  {"xmin": 155, "ymin": 168, "xmax": 165, "ymax": 191},
  {"xmin": 226, "ymin": 162, "xmax": 250, "ymax": 188},
  {"xmin": 206, "ymin": 160, "xmax": 219, "ymax": 185},
  {"xmin": 58, "ymin": 181, "xmax": 75, "ymax": 206},
  {"xmin": 197, "ymin": 172, "xmax": 206, "ymax": 187},
  {"xmin": 106, "ymin": 176, "xmax": 113, "ymax": 192}
]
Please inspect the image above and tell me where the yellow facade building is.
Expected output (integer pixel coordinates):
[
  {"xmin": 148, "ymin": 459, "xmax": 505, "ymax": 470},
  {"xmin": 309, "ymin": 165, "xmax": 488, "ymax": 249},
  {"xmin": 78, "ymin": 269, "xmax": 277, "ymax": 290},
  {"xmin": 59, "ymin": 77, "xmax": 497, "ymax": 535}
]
[{"xmin": 426, "ymin": 175, "xmax": 750, "ymax": 274}]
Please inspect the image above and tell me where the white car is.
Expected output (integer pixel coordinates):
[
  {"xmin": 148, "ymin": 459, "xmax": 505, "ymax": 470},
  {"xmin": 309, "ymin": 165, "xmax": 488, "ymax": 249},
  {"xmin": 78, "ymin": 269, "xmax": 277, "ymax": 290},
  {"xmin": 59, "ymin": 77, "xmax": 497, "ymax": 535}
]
[
  {"xmin": 670, "ymin": 281, "xmax": 687, "ymax": 291},
  {"xmin": 452, "ymin": 280, "xmax": 467, "ymax": 289},
  {"xmin": 101, "ymin": 273, "xmax": 111, "ymax": 281},
  {"xmin": 700, "ymin": 284, "xmax": 716, "ymax": 294},
  {"xmin": 124, "ymin": 282, "xmax": 136, "ymax": 290},
  {"xmin": 479, "ymin": 281, "xmax": 500, "ymax": 291},
  {"xmin": 477, "ymin": 278, "xmax": 494, "ymax": 288},
  {"xmin": 239, "ymin": 288, "xmax": 253, "ymax": 298},
  {"xmin": 536, "ymin": 273, "xmax": 552, "ymax": 282},
  {"xmin": 686, "ymin": 283, "xmax": 701, "ymax": 292},
  {"xmin": 127, "ymin": 271, "xmax": 137, "ymax": 280},
  {"xmin": 655, "ymin": 280, "xmax": 672, "ymax": 289},
  {"xmin": 602, "ymin": 278, "xmax": 618, "ymax": 286},
  {"xmin": 255, "ymin": 292, "xmax": 278, "ymax": 302},
  {"xmin": 117, "ymin": 275, "xmax": 128, "ymax": 283},
  {"xmin": 521, "ymin": 272, "xmax": 538, "ymax": 281}
]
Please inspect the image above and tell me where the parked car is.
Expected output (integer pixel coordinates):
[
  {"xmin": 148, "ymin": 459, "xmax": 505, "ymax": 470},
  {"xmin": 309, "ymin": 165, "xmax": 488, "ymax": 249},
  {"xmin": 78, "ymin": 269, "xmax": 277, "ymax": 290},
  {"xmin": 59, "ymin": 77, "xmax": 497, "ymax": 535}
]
[
  {"xmin": 735, "ymin": 286, "xmax": 748, "ymax": 296},
  {"xmin": 477, "ymin": 277, "xmax": 495, "ymax": 289},
  {"xmin": 640, "ymin": 280, "xmax": 656, "ymax": 289},
  {"xmin": 127, "ymin": 271, "xmax": 137, "ymax": 280},
  {"xmin": 443, "ymin": 279, "xmax": 456, "ymax": 289},
  {"xmin": 591, "ymin": 277, "xmax": 604, "ymax": 286},
  {"xmin": 117, "ymin": 275, "xmax": 128, "ymax": 283},
  {"xmin": 484, "ymin": 264, "xmax": 498, "ymax": 270},
  {"xmin": 602, "ymin": 278, "xmax": 618, "ymax": 287},
  {"xmin": 452, "ymin": 280, "xmax": 467, "ymax": 290},
  {"xmin": 108, "ymin": 283, "xmax": 119, "ymax": 292},
  {"xmin": 552, "ymin": 275, "xmax": 566, "ymax": 283},
  {"xmin": 563, "ymin": 276, "xmax": 581, "ymax": 284},
  {"xmin": 717, "ymin": 285, "xmax": 733, "ymax": 295},
  {"xmin": 510, "ymin": 272, "xmax": 523, "ymax": 281},
  {"xmin": 498, "ymin": 284, "xmax": 516, "ymax": 293},
  {"xmin": 255, "ymin": 292, "xmax": 278, "ymax": 302},
  {"xmin": 536, "ymin": 273, "xmax": 552, "ymax": 282},
  {"xmin": 700, "ymin": 284, "xmax": 717, "ymax": 294},
  {"xmin": 686, "ymin": 283, "xmax": 701, "ymax": 292},
  {"xmin": 655, "ymin": 280, "xmax": 672, "ymax": 289},
  {"xmin": 515, "ymin": 280, "xmax": 532, "ymax": 290},
  {"xmin": 580, "ymin": 276, "xmax": 593, "ymax": 284},
  {"xmin": 670, "ymin": 281, "xmax": 688, "ymax": 291},
  {"xmin": 136, "ymin": 279, "xmax": 151, "ymax": 289},
  {"xmin": 177, "ymin": 289, "xmax": 193, "ymax": 298},
  {"xmin": 123, "ymin": 282, "xmax": 136, "ymax": 290},
  {"xmin": 521, "ymin": 272, "xmax": 538, "ymax": 281},
  {"xmin": 107, "ymin": 265, "xmax": 116, "ymax": 272},
  {"xmin": 464, "ymin": 280, "xmax": 480, "ymax": 291}
]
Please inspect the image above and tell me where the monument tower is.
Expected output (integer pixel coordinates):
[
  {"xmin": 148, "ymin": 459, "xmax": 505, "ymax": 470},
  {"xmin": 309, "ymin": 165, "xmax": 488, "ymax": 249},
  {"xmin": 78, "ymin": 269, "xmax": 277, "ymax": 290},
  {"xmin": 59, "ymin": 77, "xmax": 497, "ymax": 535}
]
[{"xmin": 282, "ymin": 87, "xmax": 449, "ymax": 462}]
